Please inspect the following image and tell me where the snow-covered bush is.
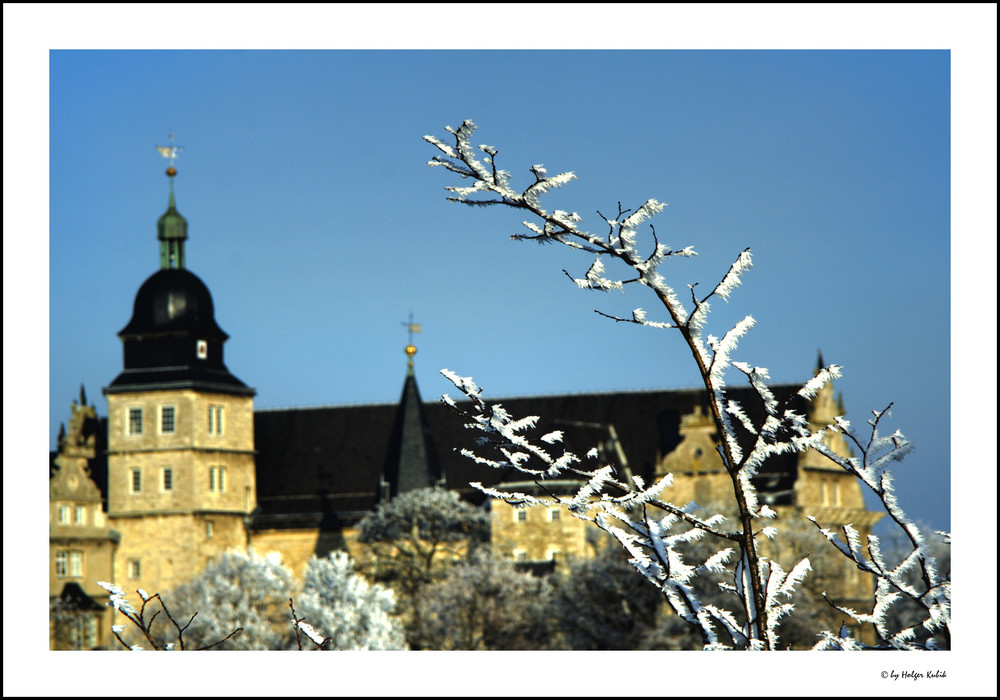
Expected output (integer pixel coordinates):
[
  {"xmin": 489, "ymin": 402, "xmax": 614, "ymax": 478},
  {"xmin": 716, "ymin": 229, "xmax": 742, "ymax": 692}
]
[
  {"xmin": 292, "ymin": 551, "xmax": 407, "ymax": 650},
  {"xmin": 159, "ymin": 549, "xmax": 293, "ymax": 650},
  {"xmin": 100, "ymin": 548, "xmax": 407, "ymax": 650},
  {"xmin": 424, "ymin": 119, "xmax": 950, "ymax": 650}
]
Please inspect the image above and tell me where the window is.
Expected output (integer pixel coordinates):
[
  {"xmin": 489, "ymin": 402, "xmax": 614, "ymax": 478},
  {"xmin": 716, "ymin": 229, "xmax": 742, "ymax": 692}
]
[
  {"xmin": 74, "ymin": 505, "xmax": 86, "ymax": 525},
  {"xmin": 162, "ymin": 467, "xmax": 173, "ymax": 492},
  {"xmin": 58, "ymin": 505, "xmax": 70, "ymax": 524},
  {"xmin": 128, "ymin": 407, "xmax": 143, "ymax": 436},
  {"xmin": 160, "ymin": 405, "xmax": 176, "ymax": 434},
  {"xmin": 514, "ymin": 509, "xmax": 528, "ymax": 523},
  {"xmin": 56, "ymin": 550, "xmax": 84, "ymax": 578},
  {"xmin": 208, "ymin": 405, "xmax": 224, "ymax": 435},
  {"xmin": 128, "ymin": 559, "xmax": 141, "ymax": 579},
  {"xmin": 205, "ymin": 520, "xmax": 214, "ymax": 539},
  {"xmin": 548, "ymin": 508, "xmax": 561, "ymax": 522},
  {"xmin": 209, "ymin": 466, "xmax": 227, "ymax": 493},
  {"xmin": 69, "ymin": 615, "xmax": 99, "ymax": 650},
  {"xmin": 70, "ymin": 551, "xmax": 83, "ymax": 578},
  {"xmin": 130, "ymin": 468, "xmax": 142, "ymax": 494}
]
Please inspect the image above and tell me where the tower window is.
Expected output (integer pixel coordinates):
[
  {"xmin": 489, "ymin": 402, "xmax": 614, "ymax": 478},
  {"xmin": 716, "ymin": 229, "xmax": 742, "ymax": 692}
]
[
  {"xmin": 128, "ymin": 559, "xmax": 141, "ymax": 579},
  {"xmin": 160, "ymin": 405, "xmax": 176, "ymax": 434},
  {"xmin": 58, "ymin": 505, "xmax": 70, "ymax": 524},
  {"xmin": 69, "ymin": 551, "xmax": 84, "ymax": 578},
  {"xmin": 128, "ymin": 407, "xmax": 143, "ymax": 436},
  {"xmin": 208, "ymin": 405, "xmax": 224, "ymax": 435},
  {"xmin": 548, "ymin": 508, "xmax": 561, "ymax": 522},
  {"xmin": 130, "ymin": 468, "xmax": 142, "ymax": 494},
  {"xmin": 162, "ymin": 467, "xmax": 173, "ymax": 492},
  {"xmin": 209, "ymin": 466, "xmax": 227, "ymax": 493},
  {"xmin": 514, "ymin": 509, "xmax": 528, "ymax": 523},
  {"xmin": 205, "ymin": 520, "xmax": 214, "ymax": 539},
  {"xmin": 56, "ymin": 550, "xmax": 85, "ymax": 578},
  {"xmin": 74, "ymin": 505, "xmax": 86, "ymax": 525}
]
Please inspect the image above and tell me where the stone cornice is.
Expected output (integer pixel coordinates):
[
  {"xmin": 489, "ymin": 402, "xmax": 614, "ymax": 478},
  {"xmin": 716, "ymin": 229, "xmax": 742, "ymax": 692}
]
[
  {"xmin": 105, "ymin": 446, "xmax": 256, "ymax": 456},
  {"xmin": 108, "ymin": 508, "xmax": 251, "ymax": 519}
]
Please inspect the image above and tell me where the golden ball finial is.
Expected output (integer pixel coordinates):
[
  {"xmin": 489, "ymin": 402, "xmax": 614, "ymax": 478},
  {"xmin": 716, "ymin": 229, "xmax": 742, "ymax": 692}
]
[
  {"xmin": 405, "ymin": 344, "xmax": 417, "ymax": 358},
  {"xmin": 166, "ymin": 166, "xmax": 177, "ymax": 177}
]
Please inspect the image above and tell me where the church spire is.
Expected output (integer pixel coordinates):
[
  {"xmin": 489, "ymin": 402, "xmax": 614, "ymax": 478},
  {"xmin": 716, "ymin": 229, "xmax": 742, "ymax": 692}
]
[
  {"xmin": 156, "ymin": 133, "xmax": 187, "ymax": 269},
  {"xmin": 379, "ymin": 314, "xmax": 441, "ymax": 500}
]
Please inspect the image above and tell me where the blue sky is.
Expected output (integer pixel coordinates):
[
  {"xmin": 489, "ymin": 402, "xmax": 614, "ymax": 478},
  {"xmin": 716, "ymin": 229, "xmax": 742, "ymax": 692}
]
[
  {"xmin": 6, "ymin": 5, "xmax": 998, "ymax": 688},
  {"xmin": 46, "ymin": 45, "xmax": 957, "ymax": 529}
]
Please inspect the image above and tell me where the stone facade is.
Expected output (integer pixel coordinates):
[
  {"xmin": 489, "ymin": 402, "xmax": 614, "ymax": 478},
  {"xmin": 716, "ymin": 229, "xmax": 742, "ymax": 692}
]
[
  {"xmin": 490, "ymin": 481, "xmax": 596, "ymax": 564},
  {"xmin": 49, "ymin": 396, "xmax": 119, "ymax": 649},
  {"xmin": 104, "ymin": 389, "xmax": 256, "ymax": 603},
  {"xmin": 248, "ymin": 527, "xmax": 356, "ymax": 581}
]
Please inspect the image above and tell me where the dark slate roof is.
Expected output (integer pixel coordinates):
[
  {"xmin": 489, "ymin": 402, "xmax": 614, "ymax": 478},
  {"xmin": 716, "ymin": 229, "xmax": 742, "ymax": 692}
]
[
  {"xmin": 119, "ymin": 268, "xmax": 226, "ymax": 339},
  {"xmin": 251, "ymin": 379, "xmax": 806, "ymax": 530}
]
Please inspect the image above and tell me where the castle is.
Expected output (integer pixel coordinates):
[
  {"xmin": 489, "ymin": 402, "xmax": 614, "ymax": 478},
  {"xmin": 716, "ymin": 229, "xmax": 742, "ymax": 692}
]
[{"xmin": 49, "ymin": 162, "xmax": 883, "ymax": 649}]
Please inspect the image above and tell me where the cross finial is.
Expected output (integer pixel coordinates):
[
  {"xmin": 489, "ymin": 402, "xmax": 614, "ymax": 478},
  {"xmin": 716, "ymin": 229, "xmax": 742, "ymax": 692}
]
[
  {"xmin": 403, "ymin": 312, "xmax": 422, "ymax": 346},
  {"xmin": 402, "ymin": 312, "xmax": 421, "ymax": 369},
  {"xmin": 156, "ymin": 131, "xmax": 183, "ymax": 172}
]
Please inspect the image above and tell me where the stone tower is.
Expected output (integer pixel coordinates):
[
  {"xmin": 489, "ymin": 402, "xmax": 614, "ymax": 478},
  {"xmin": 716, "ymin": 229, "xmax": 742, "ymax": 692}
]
[{"xmin": 102, "ymin": 157, "xmax": 256, "ymax": 600}]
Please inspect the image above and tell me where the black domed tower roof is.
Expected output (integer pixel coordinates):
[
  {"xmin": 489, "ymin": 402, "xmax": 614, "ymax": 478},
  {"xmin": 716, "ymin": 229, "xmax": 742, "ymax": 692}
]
[
  {"xmin": 119, "ymin": 268, "xmax": 227, "ymax": 339},
  {"xmin": 105, "ymin": 160, "xmax": 253, "ymax": 396}
]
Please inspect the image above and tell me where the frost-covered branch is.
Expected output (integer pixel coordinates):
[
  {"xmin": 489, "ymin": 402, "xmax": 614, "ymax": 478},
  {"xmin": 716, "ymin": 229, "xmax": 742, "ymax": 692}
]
[
  {"xmin": 96, "ymin": 581, "xmax": 243, "ymax": 651},
  {"xmin": 441, "ymin": 370, "xmax": 791, "ymax": 648},
  {"xmin": 289, "ymin": 598, "xmax": 330, "ymax": 650},
  {"xmin": 805, "ymin": 408, "xmax": 950, "ymax": 649},
  {"xmin": 425, "ymin": 119, "xmax": 947, "ymax": 650},
  {"xmin": 442, "ymin": 369, "xmax": 735, "ymax": 542},
  {"xmin": 425, "ymin": 120, "xmax": 802, "ymax": 646}
]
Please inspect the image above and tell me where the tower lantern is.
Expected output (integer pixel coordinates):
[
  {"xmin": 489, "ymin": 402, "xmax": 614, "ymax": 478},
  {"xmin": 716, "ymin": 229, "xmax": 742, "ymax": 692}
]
[{"xmin": 156, "ymin": 133, "xmax": 187, "ymax": 269}]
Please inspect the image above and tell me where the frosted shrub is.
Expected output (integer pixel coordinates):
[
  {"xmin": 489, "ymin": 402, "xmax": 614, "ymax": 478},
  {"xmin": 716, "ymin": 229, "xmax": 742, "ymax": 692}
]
[
  {"xmin": 292, "ymin": 551, "xmax": 407, "ymax": 650},
  {"xmin": 99, "ymin": 549, "xmax": 407, "ymax": 650}
]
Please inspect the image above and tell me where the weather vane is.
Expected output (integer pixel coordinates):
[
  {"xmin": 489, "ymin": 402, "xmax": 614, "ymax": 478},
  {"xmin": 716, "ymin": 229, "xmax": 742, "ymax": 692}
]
[{"xmin": 156, "ymin": 131, "xmax": 183, "ymax": 173}]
